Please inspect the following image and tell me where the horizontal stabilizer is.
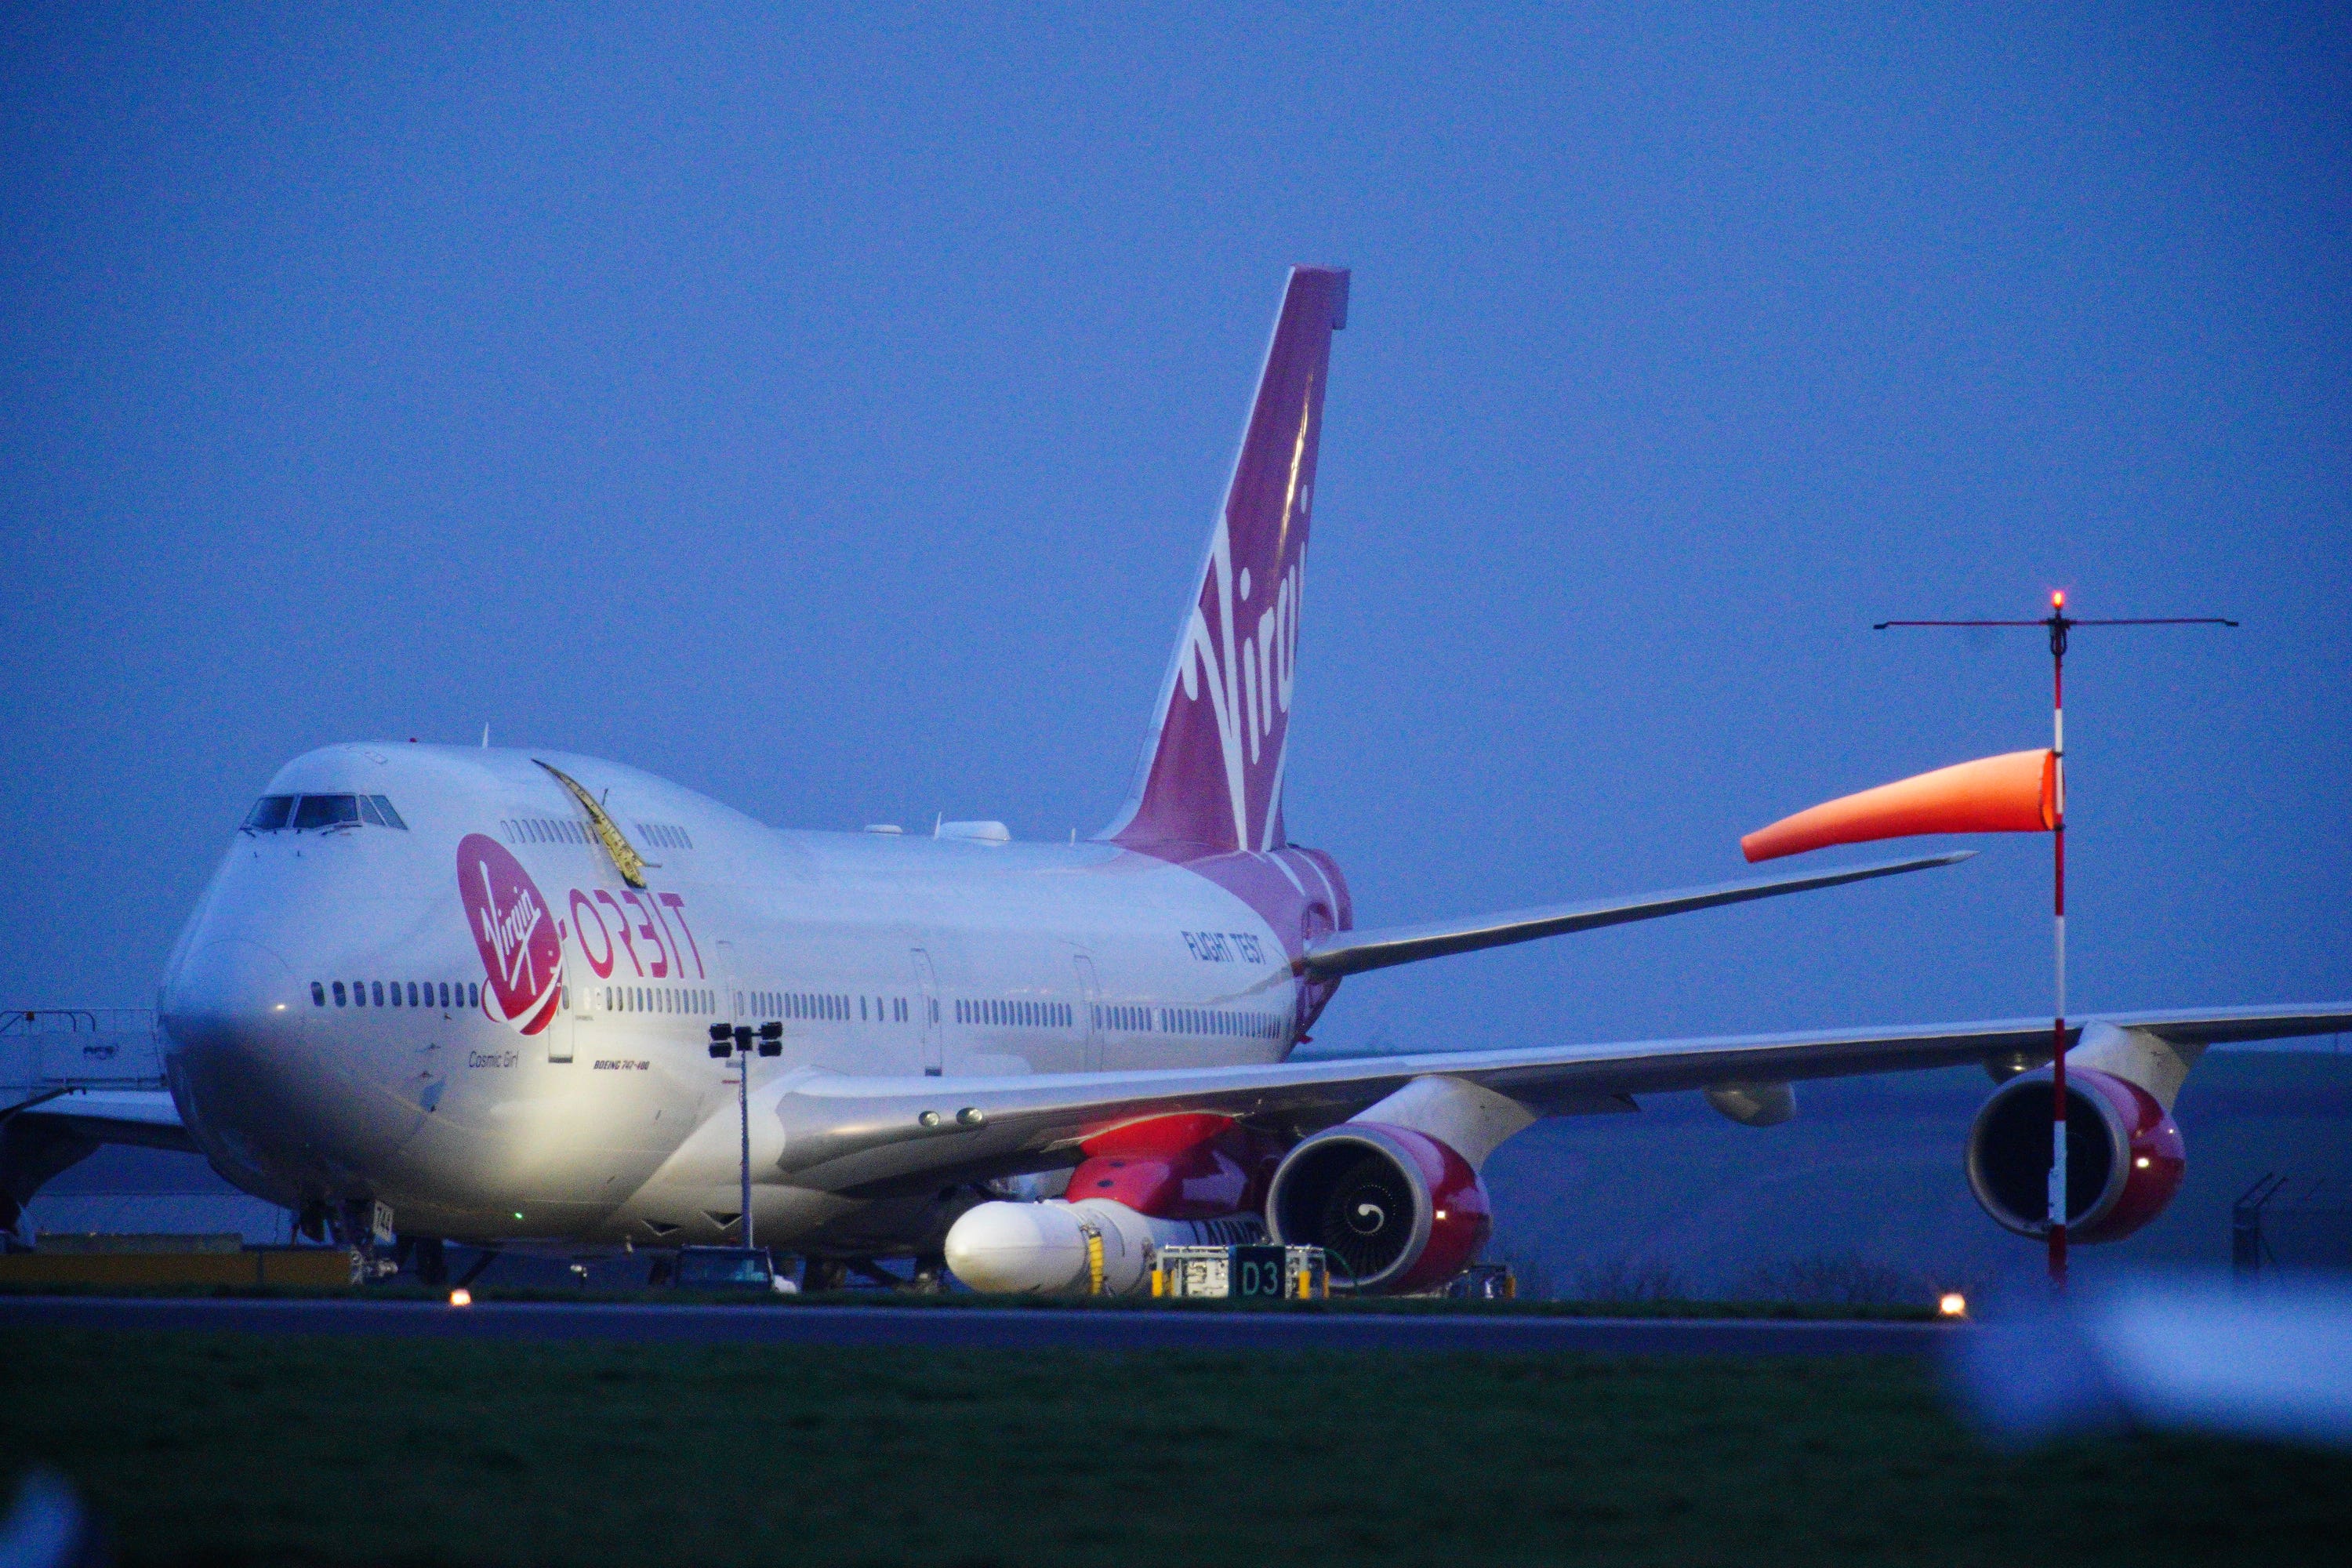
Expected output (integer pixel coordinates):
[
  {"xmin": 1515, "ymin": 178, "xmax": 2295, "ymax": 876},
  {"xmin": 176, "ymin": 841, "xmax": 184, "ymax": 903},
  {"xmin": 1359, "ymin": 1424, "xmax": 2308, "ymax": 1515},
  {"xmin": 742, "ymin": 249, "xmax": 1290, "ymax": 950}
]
[{"xmin": 1298, "ymin": 851, "xmax": 1972, "ymax": 980}]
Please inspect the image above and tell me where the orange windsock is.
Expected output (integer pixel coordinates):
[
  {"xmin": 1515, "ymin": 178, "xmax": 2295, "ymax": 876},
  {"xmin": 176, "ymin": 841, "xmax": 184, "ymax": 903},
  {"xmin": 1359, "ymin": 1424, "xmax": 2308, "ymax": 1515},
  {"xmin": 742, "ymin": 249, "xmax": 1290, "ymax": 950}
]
[{"xmin": 1742, "ymin": 749, "xmax": 2058, "ymax": 864}]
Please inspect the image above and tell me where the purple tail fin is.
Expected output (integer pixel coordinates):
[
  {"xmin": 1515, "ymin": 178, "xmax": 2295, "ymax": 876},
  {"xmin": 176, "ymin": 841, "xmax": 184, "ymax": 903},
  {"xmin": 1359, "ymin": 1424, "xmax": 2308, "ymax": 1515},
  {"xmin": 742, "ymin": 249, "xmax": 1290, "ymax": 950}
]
[{"xmin": 1105, "ymin": 267, "xmax": 1348, "ymax": 858}]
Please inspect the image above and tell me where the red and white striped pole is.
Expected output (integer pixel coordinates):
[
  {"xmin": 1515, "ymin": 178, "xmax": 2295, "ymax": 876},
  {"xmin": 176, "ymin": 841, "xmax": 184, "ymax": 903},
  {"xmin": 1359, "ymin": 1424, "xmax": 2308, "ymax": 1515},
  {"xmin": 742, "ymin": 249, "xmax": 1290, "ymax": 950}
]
[
  {"xmin": 2048, "ymin": 590, "xmax": 2070, "ymax": 1287},
  {"xmin": 1873, "ymin": 590, "xmax": 2234, "ymax": 1292}
]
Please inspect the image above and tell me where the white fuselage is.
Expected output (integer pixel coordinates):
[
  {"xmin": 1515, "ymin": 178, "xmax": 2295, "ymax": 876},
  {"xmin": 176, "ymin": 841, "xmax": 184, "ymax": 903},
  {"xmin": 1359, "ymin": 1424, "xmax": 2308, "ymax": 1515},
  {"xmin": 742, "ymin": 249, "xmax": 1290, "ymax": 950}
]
[{"xmin": 158, "ymin": 743, "xmax": 1327, "ymax": 1252}]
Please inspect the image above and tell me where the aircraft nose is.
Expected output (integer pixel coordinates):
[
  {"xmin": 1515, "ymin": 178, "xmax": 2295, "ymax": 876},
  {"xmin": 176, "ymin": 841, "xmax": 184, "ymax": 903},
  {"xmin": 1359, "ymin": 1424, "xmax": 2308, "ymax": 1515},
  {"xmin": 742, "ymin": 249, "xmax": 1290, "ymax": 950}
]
[
  {"xmin": 161, "ymin": 938, "xmax": 308, "ymax": 1053},
  {"xmin": 159, "ymin": 938, "xmax": 321, "ymax": 1149}
]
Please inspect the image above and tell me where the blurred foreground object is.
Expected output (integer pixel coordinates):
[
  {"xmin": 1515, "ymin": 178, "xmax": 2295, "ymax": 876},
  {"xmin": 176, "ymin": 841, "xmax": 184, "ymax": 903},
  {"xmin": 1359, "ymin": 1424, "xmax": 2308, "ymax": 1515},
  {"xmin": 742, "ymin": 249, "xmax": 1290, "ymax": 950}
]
[
  {"xmin": 1948, "ymin": 1276, "xmax": 2352, "ymax": 1450},
  {"xmin": 0, "ymin": 1468, "xmax": 106, "ymax": 1568}
]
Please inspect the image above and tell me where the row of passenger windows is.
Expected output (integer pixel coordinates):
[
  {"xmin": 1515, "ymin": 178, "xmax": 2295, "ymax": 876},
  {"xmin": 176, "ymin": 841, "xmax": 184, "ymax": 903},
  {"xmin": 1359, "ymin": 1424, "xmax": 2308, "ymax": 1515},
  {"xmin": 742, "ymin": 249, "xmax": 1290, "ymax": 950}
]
[
  {"xmin": 504, "ymin": 817, "xmax": 589, "ymax": 846},
  {"xmin": 246, "ymin": 795, "xmax": 408, "ymax": 833},
  {"xmin": 499, "ymin": 817, "xmax": 697, "ymax": 851},
  {"xmin": 302, "ymin": 971, "xmax": 1282, "ymax": 1044},
  {"xmin": 956, "ymin": 998, "xmax": 1076, "ymax": 1029},
  {"xmin": 764, "ymin": 991, "xmax": 846, "ymax": 1022},
  {"xmin": 1160, "ymin": 1007, "xmax": 1284, "ymax": 1040},
  {"xmin": 741, "ymin": 992, "xmax": 910, "ymax": 1024},
  {"xmin": 602, "ymin": 985, "xmax": 713, "ymax": 1015},
  {"xmin": 312, "ymin": 979, "xmax": 474, "ymax": 1010}
]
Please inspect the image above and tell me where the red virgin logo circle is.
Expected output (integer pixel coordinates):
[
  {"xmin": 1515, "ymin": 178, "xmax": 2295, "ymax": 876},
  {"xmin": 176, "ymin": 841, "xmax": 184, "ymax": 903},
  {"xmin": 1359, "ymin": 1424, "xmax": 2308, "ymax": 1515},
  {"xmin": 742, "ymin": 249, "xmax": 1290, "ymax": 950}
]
[{"xmin": 457, "ymin": 833, "xmax": 563, "ymax": 1036}]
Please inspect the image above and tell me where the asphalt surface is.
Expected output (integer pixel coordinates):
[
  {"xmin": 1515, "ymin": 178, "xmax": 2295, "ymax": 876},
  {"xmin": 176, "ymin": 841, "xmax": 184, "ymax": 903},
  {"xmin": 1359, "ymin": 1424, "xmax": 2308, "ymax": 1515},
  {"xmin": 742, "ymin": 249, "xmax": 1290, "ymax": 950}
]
[{"xmin": 0, "ymin": 1295, "xmax": 1949, "ymax": 1354}]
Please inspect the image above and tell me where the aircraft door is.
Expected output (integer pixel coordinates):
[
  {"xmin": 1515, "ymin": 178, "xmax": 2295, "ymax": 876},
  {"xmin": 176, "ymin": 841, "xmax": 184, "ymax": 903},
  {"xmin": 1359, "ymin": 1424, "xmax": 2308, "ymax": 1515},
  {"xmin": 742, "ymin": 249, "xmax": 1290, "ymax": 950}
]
[
  {"xmin": 1073, "ymin": 953, "xmax": 1102, "ymax": 1073},
  {"xmin": 717, "ymin": 941, "xmax": 742, "ymax": 1027},
  {"xmin": 910, "ymin": 949, "xmax": 942, "ymax": 1077},
  {"xmin": 548, "ymin": 967, "xmax": 574, "ymax": 1063}
]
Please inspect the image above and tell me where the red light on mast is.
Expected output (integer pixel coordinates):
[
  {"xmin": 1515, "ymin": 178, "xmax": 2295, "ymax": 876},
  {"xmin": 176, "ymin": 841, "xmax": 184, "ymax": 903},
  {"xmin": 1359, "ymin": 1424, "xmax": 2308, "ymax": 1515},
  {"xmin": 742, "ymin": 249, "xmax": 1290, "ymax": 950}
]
[{"xmin": 2052, "ymin": 590, "xmax": 2066, "ymax": 609}]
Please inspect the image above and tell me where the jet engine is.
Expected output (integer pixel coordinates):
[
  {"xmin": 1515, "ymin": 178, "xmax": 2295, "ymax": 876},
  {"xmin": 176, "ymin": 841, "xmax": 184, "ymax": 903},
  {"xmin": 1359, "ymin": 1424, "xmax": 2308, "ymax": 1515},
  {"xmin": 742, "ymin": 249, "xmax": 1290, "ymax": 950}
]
[
  {"xmin": 1265, "ymin": 1123, "xmax": 1490, "ymax": 1293},
  {"xmin": 1966, "ymin": 1066, "xmax": 2185, "ymax": 1243}
]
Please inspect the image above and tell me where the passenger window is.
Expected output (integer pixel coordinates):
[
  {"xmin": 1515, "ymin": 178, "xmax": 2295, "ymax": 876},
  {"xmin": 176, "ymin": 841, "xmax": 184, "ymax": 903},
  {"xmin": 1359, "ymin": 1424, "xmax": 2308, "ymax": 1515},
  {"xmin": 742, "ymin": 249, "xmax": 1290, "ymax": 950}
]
[
  {"xmin": 292, "ymin": 795, "xmax": 360, "ymax": 832},
  {"xmin": 243, "ymin": 796, "xmax": 296, "ymax": 832},
  {"xmin": 332, "ymin": 981, "xmax": 347, "ymax": 1007},
  {"xmin": 438, "ymin": 982, "xmax": 449, "ymax": 1008},
  {"xmin": 310, "ymin": 982, "xmax": 325, "ymax": 1007},
  {"xmin": 384, "ymin": 982, "xmax": 397, "ymax": 1007},
  {"xmin": 370, "ymin": 796, "xmax": 408, "ymax": 830},
  {"xmin": 466, "ymin": 983, "xmax": 477, "ymax": 1008}
]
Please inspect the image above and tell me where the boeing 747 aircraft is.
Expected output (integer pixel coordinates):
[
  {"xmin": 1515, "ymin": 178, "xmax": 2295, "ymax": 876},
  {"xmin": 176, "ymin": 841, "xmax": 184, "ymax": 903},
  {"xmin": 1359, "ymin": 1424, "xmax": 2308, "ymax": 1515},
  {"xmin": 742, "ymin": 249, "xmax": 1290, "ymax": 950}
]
[{"xmin": 8, "ymin": 268, "xmax": 2344, "ymax": 1293}]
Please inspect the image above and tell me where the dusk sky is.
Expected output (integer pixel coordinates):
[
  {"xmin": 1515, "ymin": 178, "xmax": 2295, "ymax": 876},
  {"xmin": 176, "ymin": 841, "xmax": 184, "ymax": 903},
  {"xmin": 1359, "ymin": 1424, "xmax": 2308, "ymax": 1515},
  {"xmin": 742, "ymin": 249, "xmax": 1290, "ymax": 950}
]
[{"xmin": 4, "ymin": 5, "xmax": 2344, "ymax": 1056}]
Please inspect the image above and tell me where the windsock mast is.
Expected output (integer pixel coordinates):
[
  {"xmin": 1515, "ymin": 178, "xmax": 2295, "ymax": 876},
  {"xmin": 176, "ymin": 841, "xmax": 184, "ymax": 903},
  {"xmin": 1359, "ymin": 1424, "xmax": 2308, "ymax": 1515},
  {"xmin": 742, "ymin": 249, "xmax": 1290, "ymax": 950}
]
[{"xmin": 1874, "ymin": 594, "xmax": 2236, "ymax": 1287}]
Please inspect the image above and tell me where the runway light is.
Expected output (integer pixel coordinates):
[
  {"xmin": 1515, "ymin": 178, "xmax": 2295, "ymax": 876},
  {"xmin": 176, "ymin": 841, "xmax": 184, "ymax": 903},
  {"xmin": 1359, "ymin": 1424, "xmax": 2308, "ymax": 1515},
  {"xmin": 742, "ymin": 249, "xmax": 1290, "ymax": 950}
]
[
  {"xmin": 1938, "ymin": 1292, "xmax": 1968, "ymax": 1319},
  {"xmin": 448, "ymin": 1289, "xmax": 473, "ymax": 1308}
]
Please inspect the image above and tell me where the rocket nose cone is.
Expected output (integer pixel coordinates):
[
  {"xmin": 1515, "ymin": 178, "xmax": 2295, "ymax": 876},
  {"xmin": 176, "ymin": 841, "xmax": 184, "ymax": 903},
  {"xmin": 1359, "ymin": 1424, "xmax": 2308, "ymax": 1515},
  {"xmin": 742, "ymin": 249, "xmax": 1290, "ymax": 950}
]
[{"xmin": 943, "ymin": 1200, "xmax": 1091, "ymax": 1294}]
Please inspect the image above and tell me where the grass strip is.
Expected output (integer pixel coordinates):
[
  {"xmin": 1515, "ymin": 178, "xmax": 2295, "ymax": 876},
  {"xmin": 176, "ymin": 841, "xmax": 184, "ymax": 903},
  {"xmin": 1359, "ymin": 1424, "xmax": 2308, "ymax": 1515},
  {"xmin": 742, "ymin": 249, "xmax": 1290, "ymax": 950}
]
[{"xmin": 5, "ymin": 1328, "xmax": 2346, "ymax": 1567}]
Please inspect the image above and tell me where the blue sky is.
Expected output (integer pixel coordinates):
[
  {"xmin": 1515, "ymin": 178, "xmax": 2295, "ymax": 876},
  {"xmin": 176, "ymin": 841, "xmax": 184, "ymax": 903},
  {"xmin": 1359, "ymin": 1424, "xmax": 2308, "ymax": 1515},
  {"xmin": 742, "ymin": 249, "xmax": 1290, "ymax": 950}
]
[{"xmin": 3, "ymin": 4, "xmax": 2345, "ymax": 1055}]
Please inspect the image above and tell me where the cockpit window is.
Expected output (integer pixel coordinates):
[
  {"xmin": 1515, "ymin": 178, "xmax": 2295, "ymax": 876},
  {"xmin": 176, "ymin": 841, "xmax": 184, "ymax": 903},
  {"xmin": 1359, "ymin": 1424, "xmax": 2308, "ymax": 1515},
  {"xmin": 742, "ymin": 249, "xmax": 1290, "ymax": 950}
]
[
  {"xmin": 243, "ymin": 793, "xmax": 409, "ymax": 833},
  {"xmin": 292, "ymin": 794, "xmax": 361, "ymax": 832}
]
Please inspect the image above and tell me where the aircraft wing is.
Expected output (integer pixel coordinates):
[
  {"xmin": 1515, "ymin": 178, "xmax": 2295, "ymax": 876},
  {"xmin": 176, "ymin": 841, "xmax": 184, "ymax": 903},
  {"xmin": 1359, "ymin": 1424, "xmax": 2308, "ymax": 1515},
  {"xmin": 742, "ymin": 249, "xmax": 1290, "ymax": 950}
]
[
  {"xmin": 2, "ymin": 1087, "xmax": 191, "ymax": 1152},
  {"xmin": 766, "ymin": 1002, "xmax": 2352, "ymax": 1197},
  {"xmin": 2, "ymin": 1088, "xmax": 194, "ymax": 1233},
  {"xmin": 1298, "ymin": 851, "xmax": 1972, "ymax": 979}
]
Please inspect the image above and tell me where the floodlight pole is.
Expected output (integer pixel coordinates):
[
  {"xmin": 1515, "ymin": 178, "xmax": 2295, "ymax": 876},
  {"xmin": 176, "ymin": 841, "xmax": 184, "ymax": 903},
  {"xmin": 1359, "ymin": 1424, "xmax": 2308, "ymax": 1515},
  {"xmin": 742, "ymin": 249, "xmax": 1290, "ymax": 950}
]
[
  {"xmin": 1876, "ymin": 595, "xmax": 2234, "ymax": 1288},
  {"xmin": 737, "ymin": 1025, "xmax": 753, "ymax": 1251},
  {"xmin": 711, "ymin": 1020, "xmax": 784, "ymax": 1253}
]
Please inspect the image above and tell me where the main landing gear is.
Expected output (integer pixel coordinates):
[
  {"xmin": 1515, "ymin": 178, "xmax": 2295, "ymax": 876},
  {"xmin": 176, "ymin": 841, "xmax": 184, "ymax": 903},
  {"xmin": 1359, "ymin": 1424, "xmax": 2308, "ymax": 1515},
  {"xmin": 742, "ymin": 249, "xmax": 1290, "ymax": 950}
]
[{"xmin": 797, "ymin": 1254, "xmax": 947, "ymax": 1294}]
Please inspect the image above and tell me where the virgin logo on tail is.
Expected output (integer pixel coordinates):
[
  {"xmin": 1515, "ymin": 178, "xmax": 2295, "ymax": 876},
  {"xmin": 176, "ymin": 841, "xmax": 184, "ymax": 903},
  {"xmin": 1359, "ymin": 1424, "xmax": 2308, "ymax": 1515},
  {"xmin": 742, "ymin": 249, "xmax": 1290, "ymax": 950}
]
[
  {"xmin": 1109, "ymin": 265, "xmax": 1344, "ymax": 859},
  {"xmin": 1178, "ymin": 507, "xmax": 1308, "ymax": 852},
  {"xmin": 457, "ymin": 833, "xmax": 564, "ymax": 1036}
]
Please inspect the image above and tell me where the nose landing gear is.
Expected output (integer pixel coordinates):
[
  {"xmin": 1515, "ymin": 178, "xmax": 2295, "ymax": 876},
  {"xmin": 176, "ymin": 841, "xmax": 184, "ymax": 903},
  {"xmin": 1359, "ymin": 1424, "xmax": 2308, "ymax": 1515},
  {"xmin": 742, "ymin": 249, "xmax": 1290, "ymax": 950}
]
[{"xmin": 329, "ymin": 1198, "xmax": 401, "ymax": 1283}]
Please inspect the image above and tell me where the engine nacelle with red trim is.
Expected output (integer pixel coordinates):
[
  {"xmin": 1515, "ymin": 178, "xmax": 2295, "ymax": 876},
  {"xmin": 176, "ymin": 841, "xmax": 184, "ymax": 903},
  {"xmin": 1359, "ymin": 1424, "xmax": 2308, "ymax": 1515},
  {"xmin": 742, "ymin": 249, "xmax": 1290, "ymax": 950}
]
[
  {"xmin": 1063, "ymin": 1113, "xmax": 1285, "ymax": 1219},
  {"xmin": 1966, "ymin": 1066, "xmax": 2186, "ymax": 1243},
  {"xmin": 1264, "ymin": 1122, "xmax": 1491, "ymax": 1294}
]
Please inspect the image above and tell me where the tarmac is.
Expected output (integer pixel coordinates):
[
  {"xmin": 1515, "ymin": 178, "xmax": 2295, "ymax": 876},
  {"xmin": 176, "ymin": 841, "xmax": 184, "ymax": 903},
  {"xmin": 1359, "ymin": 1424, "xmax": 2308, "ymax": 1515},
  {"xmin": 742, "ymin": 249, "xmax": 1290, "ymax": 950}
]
[{"xmin": 0, "ymin": 1295, "xmax": 1949, "ymax": 1354}]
